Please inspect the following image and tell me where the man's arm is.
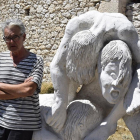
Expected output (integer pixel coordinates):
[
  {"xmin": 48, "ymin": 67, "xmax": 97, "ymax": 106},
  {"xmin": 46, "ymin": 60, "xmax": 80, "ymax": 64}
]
[
  {"xmin": 0, "ymin": 77, "xmax": 36, "ymax": 100},
  {"xmin": 0, "ymin": 90, "xmax": 18, "ymax": 100},
  {"xmin": 0, "ymin": 81, "xmax": 37, "ymax": 98}
]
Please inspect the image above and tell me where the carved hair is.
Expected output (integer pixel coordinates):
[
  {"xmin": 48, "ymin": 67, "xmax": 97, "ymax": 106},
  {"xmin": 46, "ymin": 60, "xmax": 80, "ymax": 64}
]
[
  {"xmin": 1, "ymin": 18, "xmax": 26, "ymax": 35},
  {"xmin": 61, "ymin": 100, "xmax": 102, "ymax": 140},
  {"xmin": 98, "ymin": 40, "xmax": 132, "ymax": 88},
  {"xmin": 66, "ymin": 30, "xmax": 100, "ymax": 85}
]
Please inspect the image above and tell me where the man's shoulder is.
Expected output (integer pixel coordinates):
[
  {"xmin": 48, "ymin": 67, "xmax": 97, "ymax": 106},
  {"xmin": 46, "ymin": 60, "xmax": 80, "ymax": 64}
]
[
  {"xmin": 29, "ymin": 52, "xmax": 41, "ymax": 58},
  {"xmin": 29, "ymin": 52, "xmax": 43, "ymax": 63}
]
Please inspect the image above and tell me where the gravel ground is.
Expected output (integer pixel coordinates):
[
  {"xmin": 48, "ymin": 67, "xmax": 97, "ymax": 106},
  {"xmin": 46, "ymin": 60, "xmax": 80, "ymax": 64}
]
[{"xmin": 108, "ymin": 119, "xmax": 134, "ymax": 140}]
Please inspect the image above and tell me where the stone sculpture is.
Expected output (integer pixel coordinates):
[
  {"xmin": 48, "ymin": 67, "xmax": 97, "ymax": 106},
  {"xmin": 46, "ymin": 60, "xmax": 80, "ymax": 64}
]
[
  {"xmin": 33, "ymin": 10, "xmax": 140, "ymax": 140},
  {"xmin": 84, "ymin": 40, "xmax": 132, "ymax": 140},
  {"xmin": 98, "ymin": 40, "xmax": 132, "ymax": 105}
]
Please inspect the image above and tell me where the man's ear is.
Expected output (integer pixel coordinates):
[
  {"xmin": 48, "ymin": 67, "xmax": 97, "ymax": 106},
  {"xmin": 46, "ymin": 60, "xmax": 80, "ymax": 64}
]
[{"xmin": 23, "ymin": 33, "xmax": 26, "ymax": 41}]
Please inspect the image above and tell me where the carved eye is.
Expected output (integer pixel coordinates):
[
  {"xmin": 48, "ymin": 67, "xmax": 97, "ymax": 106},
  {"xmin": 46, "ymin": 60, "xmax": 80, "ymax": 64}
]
[{"xmin": 110, "ymin": 73, "xmax": 117, "ymax": 80}]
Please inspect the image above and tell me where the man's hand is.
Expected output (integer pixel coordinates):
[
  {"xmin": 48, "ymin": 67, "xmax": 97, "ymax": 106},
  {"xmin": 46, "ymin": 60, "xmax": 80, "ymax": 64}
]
[{"xmin": 24, "ymin": 77, "xmax": 33, "ymax": 83}]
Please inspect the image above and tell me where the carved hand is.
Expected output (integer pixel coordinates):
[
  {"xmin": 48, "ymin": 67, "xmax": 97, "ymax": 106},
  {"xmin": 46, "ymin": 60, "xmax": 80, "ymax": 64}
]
[
  {"xmin": 44, "ymin": 102, "xmax": 67, "ymax": 132},
  {"xmin": 84, "ymin": 121, "xmax": 117, "ymax": 140},
  {"xmin": 124, "ymin": 66, "xmax": 140, "ymax": 115}
]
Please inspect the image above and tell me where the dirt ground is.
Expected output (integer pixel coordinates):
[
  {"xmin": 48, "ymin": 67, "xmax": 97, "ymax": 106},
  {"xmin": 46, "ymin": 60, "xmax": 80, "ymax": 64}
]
[{"xmin": 108, "ymin": 119, "xmax": 134, "ymax": 140}]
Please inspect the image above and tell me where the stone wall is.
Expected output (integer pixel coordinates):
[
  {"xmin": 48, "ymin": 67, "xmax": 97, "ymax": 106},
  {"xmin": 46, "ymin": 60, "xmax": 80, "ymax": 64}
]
[
  {"xmin": 0, "ymin": 0, "xmax": 110, "ymax": 82},
  {"xmin": 126, "ymin": 3, "xmax": 140, "ymax": 35},
  {"xmin": 0, "ymin": 0, "xmax": 139, "ymax": 82}
]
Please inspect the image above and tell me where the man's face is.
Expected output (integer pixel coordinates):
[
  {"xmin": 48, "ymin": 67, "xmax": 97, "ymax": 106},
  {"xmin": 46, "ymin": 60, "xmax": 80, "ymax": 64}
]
[
  {"xmin": 99, "ymin": 60, "xmax": 127, "ymax": 104},
  {"xmin": 4, "ymin": 26, "xmax": 26, "ymax": 53}
]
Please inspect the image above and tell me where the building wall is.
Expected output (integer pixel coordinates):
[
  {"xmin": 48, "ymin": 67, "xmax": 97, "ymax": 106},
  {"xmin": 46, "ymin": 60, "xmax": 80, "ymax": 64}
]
[
  {"xmin": 0, "ymin": 0, "xmax": 139, "ymax": 82},
  {"xmin": 0, "ymin": 0, "xmax": 103, "ymax": 82},
  {"xmin": 98, "ymin": 0, "xmax": 119, "ymax": 13},
  {"xmin": 126, "ymin": 3, "xmax": 140, "ymax": 35}
]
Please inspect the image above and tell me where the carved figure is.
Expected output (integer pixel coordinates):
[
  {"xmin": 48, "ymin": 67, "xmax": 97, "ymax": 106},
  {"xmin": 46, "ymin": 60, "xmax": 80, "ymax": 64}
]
[
  {"xmin": 35, "ymin": 10, "xmax": 140, "ymax": 140},
  {"xmin": 98, "ymin": 40, "xmax": 132, "ymax": 105},
  {"xmin": 84, "ymin": 40, "xmax": 132, "ymax": 140},
  {"xmin": 33, "ymin": 39, "xmax": 134, "ymax": 140},
  {"xmin": 46, "ymin": 10, "xmax": 140, "ymax": 133}
]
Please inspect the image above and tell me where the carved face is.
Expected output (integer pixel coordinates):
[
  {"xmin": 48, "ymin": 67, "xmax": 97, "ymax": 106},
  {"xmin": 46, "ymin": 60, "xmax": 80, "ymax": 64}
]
[{"xmin": 99, "ymin": 59, "xmax": 128, "ymax": 104}]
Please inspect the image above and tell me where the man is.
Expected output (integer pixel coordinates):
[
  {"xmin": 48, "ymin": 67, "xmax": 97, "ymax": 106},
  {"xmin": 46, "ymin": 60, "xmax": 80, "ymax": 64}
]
[{"xmin": 0, "ymin": 18, "xmax": 44, "ymax": 140}]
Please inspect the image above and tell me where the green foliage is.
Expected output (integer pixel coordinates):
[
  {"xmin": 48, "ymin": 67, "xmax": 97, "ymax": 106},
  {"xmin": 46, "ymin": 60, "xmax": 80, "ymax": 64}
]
[{"xmin": 40, "ymin": 82, "xmax": 54, "ymax": 94}]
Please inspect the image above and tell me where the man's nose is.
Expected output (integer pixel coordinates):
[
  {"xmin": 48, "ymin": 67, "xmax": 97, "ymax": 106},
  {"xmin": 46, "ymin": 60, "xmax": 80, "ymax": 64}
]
[{"xmin": 9, "ymin": 39, "xmax": 14, "ymax": 43}]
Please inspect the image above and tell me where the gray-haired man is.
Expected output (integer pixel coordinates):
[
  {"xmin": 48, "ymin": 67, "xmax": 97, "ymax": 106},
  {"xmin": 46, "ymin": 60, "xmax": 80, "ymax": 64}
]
[{"xmin": 0, "ymin": 18, "xmax": 44, "ymax": 140}]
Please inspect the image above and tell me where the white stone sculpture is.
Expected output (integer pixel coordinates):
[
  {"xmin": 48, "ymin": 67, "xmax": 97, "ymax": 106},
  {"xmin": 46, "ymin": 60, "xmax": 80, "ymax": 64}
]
[
  {"xmin": 32, "ymin": 40, "xmax": 133, "ymax": 140},
  {"xmin": 33, "ymin": 10, "xmax": 140, "ymax": 140}
]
